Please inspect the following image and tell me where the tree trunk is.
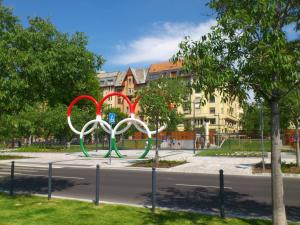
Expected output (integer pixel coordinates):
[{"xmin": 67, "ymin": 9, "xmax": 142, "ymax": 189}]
[
  {"xmin": 11, "ymin": 139, "xmax": 15, "ymax": 148},
  {"xmin": 154, "ymin": 118, "xmax": 159, "ymax": 168},
  {"xmin": 271, "ymin": 99, "xmax": 287, "ymax": 225},
  {"xmin": 28, "ymin": 135, "xmax": 32, "ymax": 146},
  {"xmin": 296, "ymin": 122, "xmax": 300, "ymax": 167}
]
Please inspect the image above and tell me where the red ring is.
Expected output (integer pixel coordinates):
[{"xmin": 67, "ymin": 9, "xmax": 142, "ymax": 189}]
[
  {"xmin": 98, "ymin": 92, "xmax": 135, "ymax": 115},
  {"xmin": 67, "ymin": 95, "xmax": 100, "ymax": 117},
  {"xmin": 132, "ymin": 96, "xmax": 140, "ymax": 114}
]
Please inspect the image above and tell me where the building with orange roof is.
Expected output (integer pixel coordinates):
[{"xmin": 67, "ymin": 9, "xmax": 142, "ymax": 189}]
[{"xmin": 97, "ymin": 61, "xmax": 242, "ymax": 137}]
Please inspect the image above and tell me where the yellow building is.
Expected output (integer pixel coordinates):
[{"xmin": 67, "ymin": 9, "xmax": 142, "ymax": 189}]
[
  {"xmin": 147, "ymin": 61, "xmax": 242, "ymax": 134},
  {"xmin": 97, "ymin": 61, "xmax": 242, "ymax": 135}
]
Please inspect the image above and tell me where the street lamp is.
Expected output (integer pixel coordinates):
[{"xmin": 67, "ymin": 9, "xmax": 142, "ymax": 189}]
[
  {"xmin": 215, "ymin": 113, "xmax": 220, "ymax": 146},
  {"xmin": 193, "ymin": 101, "xmax": 196, "ymax": 154},
  {"xmin": 260, "ymin": 104, "xmax": 265, "ymax": 172}
]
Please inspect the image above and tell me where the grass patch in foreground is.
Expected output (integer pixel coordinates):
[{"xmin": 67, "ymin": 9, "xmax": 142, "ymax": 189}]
[
  {"xmin": 253, "ymin": 162, "xmax": 300, "ymax": 174},
  {"xmin": 0, "ymin": 193, "xmax": 277, "ymax": 225},
  {"xmin": 0, "ymin": 155, "xmax": 29, "ymax": 160},
  {"xmin": 130, "ymin": 159, "xmax": 187, "ymax": 168}
]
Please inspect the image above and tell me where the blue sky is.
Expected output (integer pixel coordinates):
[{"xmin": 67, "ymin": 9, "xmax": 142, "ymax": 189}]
[
  {"xmin": 3, "ymin": 0, "xmax": 214, "ymax": 71},
  {"xmin": 3, "ymin": 0, "xmax": 298, "ymax": 72}
]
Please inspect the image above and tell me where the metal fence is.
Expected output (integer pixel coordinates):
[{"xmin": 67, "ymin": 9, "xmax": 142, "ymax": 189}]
[{"xmin": 0, "ymin": 161, "xmax": 226, "ymax": 217}]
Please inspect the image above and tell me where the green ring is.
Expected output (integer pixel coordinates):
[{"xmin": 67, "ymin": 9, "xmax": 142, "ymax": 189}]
[
  {"xmin": 104, "ymin": 137, "xmax": 152, "ymax": 159},
  {"xmin": 104, "ymin": 138, "xmax": 124, "ymax": 158},
  {"xmin": 80, "ymin": 138, "xmax": 90, "ymax": 157}
]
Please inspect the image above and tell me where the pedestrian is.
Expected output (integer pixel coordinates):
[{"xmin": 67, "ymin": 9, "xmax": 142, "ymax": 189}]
[
  {"xmin": 196, "ymin": 138, "xmax": 200, "ymax": 150},
  {"xmin": 145, "ymin": 140, "xmax": 148, "ymax": 149},
  {"xmin": 200, "ymin": 136, "xmax": 205, "ymax": 149}
]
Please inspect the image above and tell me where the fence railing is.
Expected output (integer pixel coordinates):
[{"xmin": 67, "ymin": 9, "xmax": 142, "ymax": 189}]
[{"xmin": 1, "ymin": 161, "xmax": 226, "ymax": 217}]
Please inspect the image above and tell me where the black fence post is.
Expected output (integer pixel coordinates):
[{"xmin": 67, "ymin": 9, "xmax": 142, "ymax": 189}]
[
  {"xmin": 95, "ymin": 164, "xmax": 100, "ymax": 205},
  {"xmin": 48, "ymin": 162, "xmax": 52, "ymax": 200},
  {"xmin": 152, "ymin": 167, "xmax": 156, "ymax": 213},
  {"xmin": 219, "ymin": 169, "xmax": 225, "ymax": 218},
  {"xmin": 10, "ymin": 161, "xmax": 15, "ymax": 196}
]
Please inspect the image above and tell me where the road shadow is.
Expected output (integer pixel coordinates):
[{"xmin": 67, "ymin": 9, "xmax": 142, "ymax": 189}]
[
  {"xmin": 141, "ymin": 186, "xmax": 300, "ymax": 222},
  {"xmin": 0, "ymin": 176, "xmax": 75, "ymax": 194}
]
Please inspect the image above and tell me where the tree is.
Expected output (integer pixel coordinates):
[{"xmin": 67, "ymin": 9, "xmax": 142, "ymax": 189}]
[
  {"xmin": 0, "ymin": 2, "xmax": 104, "ymax": 144},
  {"xmin": 281, "ymin": 89, "xmax": 300, "ymax": 167},
  {"xmin": 184, "ymin": 119, "xmax": 192, "ymax": 131},
  {"xmin": 241, "ymin": 101, "xmax": 291, "ymax": 136},
  {"xmin": 173, "ymin": 1, "xmax": 299, "ymax": 223},
  {"xmin": 137, "ymin": 77, "xmax": 188, "ymax": 166},
  {"xmin": 241, "ymin": 103, "xmax": 271, "ymax": 135},
  {"xmin": 0, "ymin": 2, "xmax": 104, "ymax": 115},
  {"xmin": 102, "ymin": 107, "xmax": 135, "ymax": 137},
  {"xmin": 166, "ymin": 110, "xmax": 184, "ymax": 132}
]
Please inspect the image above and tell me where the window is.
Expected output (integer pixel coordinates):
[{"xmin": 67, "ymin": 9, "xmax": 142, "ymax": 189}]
[
  {"xmin": 194, "ymin": 87, "xmax": 201, "ymax": 93},
  {"xmin": 128, "ymin": 77, "xmax": 132, "ymax": 84},
  {"xmin": 195, "ymin": 103, "xmax": 200, "ymax": 109},
  {"xmin": 107, "ymin": 79, "xmax": 113, "ymax": 85},
  {"xmin": 194, "ymin": 97, "xmax": 201, "ymax": 109},
  {"xmin": 100, "ymin": 80, "xmax": 105, "ymax": 85},
  {"xmin": 209, "ymin": 95, "xmax": 215, "ymax": 103},
  {"xmin": 210, "ymin": 118, "xmax": 216, "ymax": 124},
  {"xmin": 118, "ymin": 97, "xmax": 122, "ymax": 104},
  {"xmin": 170, "ymin": 71, "xmax": 177, "ymax": 78},
  {"xmin": 183, "ymin": 101, "xmax": 190, "ymax": 112},
  {"xmin": 151, "ymin": 74, "xmax": 160, "ymax": 80},
  {"xmin": 209, "ymin": 107, "xmax": 215, "ymax": 114},
  {"xmin": 128, "ymin": 88, "xmax": 134, "ymax": 95}
]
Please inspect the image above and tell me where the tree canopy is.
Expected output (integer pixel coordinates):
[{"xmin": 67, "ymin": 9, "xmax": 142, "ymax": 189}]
[
  {"xmin": 137, "ymin": 77, "xmax": 188, "ymax": 130},
  {"xmin": 0, "ymin": 2, "xmax": 104, "ymax": 115},
  {"xmin": 0, "ymin": 2, "xmax": 104, "ymax": 143},
  {"xmin": 173, "ymin": 0, "xmax": 299, "ymax": 223}
]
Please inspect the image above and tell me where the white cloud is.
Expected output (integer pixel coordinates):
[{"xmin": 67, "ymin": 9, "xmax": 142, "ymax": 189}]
[{"xmin": 111, "ymin": 20, "xmax": 216, "ymax": 65}]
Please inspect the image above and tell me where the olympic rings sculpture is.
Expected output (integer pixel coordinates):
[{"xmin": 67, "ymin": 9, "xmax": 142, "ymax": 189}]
[{"xmin": 67, "ymin": 92, "xmax": 167, "ymax": 159}]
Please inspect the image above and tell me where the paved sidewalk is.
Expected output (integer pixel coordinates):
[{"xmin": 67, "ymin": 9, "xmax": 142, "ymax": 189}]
[{"xmin": 0, "ymin": 149, "xmax": 298, "ymax": 177}]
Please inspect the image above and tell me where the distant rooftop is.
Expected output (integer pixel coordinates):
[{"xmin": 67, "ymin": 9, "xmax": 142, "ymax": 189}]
[{"xmin": 148, "ymin": 61, "xmax": 182, "ymax": 73}]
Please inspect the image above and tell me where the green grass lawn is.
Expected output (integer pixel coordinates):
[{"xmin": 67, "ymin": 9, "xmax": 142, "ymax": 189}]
[
  {"xmin": 0, "ymin": 155, "xmax": 28, "ymax": 160},
  {"xmin": 197, "ymin": 139, "xmax": 271, "ymax": 157},
  {"xmin": 13, "ymin": 140, "xmax": 158, "ymax": 152},
  {"xmin": 253, "ymin": 162, "xmax": 300, "ymax": 174},
  {"xmin": 0, "ymin": 193, "xmax": 278, "ymax": 225},
  {"xmin": 221, "ymin": 139, "xmax": 271, "ymax": 152},
  {"xmin": 130, "ymin": 159, "xmax": 187, "ymax": 168},
  {"xmin": 14, "ymin": 144, "xmax": 96, "ymax": 153}
]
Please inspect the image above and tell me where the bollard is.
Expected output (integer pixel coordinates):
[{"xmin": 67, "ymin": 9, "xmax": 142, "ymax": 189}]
[
  {"xmin": 219, "ymin": 169, "xmax": 225, "ymax": 218},
  {"xmin": 10, "ymin": 161, "xmax": 15, "ymax": 196},
  {"xmin": 152, "ymin": 167, "xmax": 157, "ymax": 213},
  {"xmin": 48, "ymin": 162, "xmax": 52, "ymax": 200},
  {"xmin": 95, "ymin": 164, "xmax": 100, "ymax": 205}
]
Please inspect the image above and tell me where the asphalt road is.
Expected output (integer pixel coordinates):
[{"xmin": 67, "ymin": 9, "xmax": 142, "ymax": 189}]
[{"xmin": 0, "ymin": 164, "xmax": 299, "ymax": 222}]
